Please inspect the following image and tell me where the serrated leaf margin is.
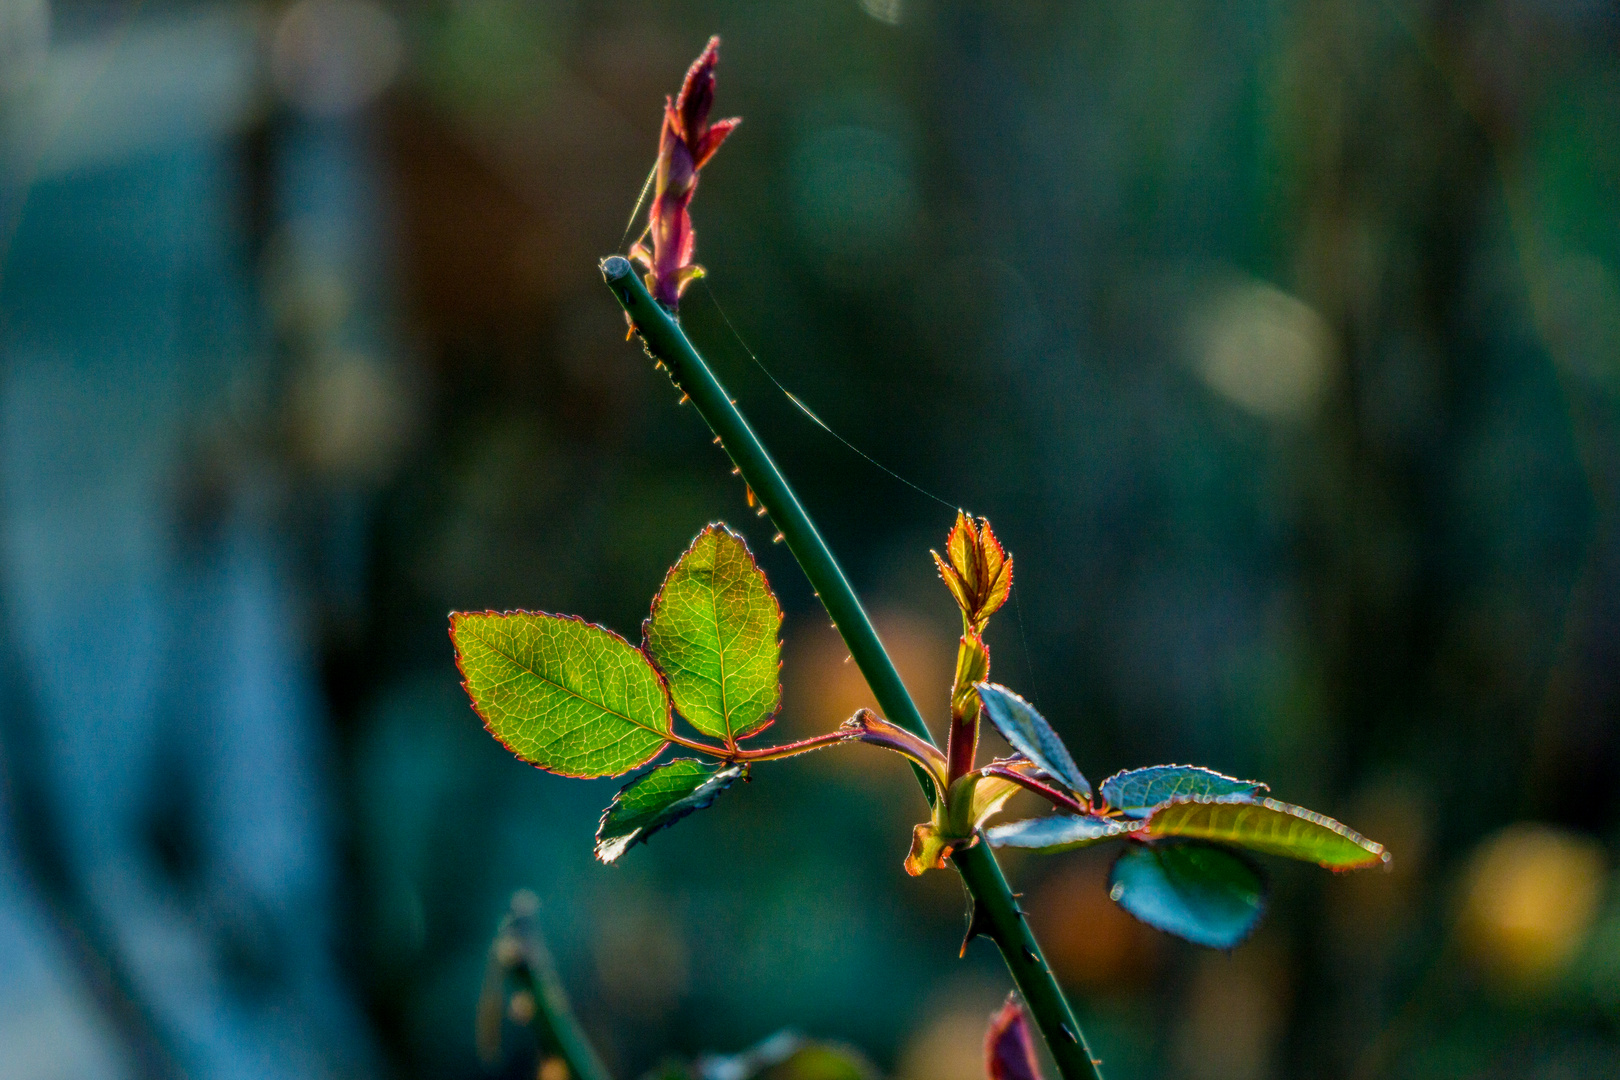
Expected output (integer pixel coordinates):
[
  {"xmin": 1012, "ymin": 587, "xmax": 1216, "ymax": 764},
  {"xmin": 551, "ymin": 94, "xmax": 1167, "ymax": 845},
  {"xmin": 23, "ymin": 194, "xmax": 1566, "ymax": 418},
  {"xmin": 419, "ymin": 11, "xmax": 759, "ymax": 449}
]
[
  {"xmin": 594, "ymin": 757, "xmax": 746, "ymax": 864},
  {"xmin": 450, "ymin": 609, "xmax": 674, "ymax": 779},
  {"xmin": 642, "ymin": 522, "xmax": 784, "ymax": 744}
]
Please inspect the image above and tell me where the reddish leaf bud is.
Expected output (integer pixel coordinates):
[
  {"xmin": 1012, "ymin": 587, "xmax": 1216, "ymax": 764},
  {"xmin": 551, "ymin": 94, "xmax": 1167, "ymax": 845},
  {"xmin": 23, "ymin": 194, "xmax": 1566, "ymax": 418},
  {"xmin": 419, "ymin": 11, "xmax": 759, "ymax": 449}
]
[
  {"xmin": 628, "ymin": 36, "xmax": 741, "ymax": 311},
  {"xmin": 985, "ymin": 995, "xmax": 1044, "ymax": 1080}
]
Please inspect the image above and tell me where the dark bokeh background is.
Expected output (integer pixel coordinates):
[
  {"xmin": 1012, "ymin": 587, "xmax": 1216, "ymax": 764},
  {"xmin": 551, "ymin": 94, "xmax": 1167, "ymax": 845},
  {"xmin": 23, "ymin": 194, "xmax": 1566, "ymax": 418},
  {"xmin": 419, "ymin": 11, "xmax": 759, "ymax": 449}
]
[{"xmin": 2, "ymin": 2, "xmax": 1619, "ymax": 1079}]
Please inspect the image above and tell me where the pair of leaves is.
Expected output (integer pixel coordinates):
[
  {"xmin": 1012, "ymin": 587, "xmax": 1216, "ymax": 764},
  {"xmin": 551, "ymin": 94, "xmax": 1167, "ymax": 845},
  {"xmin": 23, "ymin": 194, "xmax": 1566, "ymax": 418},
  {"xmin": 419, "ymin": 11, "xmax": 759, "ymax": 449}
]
[
  {"xmin": 451, "ymin": 524, "xmax": 781, "ymax": 860},
  {"xmin": 990, "ymin": 791, "xmax": 1387, "ymax": 870},
  {"xmin": 974, "ymin": 682, "xmax": 1387, "ymax": 948}
]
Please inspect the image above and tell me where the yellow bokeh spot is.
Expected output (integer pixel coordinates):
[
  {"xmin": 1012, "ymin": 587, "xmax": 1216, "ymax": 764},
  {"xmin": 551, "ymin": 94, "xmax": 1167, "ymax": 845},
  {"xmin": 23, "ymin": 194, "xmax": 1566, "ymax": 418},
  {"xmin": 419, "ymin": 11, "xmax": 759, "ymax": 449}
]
[{"xmin": 1457, "ymin": 823, "xmax": 1606, "ymax": 990}]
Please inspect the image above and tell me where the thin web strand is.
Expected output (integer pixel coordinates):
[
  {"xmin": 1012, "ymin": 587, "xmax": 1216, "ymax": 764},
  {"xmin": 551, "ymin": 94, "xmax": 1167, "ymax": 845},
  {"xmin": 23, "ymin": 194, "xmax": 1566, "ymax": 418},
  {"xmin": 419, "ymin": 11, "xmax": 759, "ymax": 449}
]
[
  {"xmin": 1011, "ymin": 580, "xmax": 1042, "ymax": 710},
  {"xmin": 699, "ymin": 278, "xmax": 959, "ymax": 512},
  {"xmin": 619, "ymin": 161, "xmax": 658, "ymax": 251}
]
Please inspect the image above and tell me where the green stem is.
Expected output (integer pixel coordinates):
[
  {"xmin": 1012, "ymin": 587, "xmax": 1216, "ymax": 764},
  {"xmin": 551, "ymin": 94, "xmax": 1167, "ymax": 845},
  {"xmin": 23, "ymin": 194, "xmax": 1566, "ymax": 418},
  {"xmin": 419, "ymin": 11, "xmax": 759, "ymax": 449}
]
[
  {"xmin": 493, "ymin": 897, "xmax": 614, "ymax": 1080},
  {"xmin": 511, "ymin": 961, "xmax": 613, "ymax": 1080},
  {"xmin": 601, "ymin": 257, "xmax": 1106, "ymax": 1080}
]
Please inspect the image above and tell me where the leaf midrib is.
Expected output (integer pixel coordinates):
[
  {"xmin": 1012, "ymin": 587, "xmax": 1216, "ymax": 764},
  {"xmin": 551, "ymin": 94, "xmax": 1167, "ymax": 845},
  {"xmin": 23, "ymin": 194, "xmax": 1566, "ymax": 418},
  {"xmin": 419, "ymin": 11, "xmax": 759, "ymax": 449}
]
[{"xmin": 477, "ymin": 628, "xmax": 670, "ymax": 739}]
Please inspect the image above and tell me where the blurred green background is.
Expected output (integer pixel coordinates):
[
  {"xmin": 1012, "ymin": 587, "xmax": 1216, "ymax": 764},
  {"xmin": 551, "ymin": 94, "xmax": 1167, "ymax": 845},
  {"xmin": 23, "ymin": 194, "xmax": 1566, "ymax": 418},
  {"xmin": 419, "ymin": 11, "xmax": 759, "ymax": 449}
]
[{"xmin": 2, "ymin": 2, "xmax": 1619, "ymax": 1079}]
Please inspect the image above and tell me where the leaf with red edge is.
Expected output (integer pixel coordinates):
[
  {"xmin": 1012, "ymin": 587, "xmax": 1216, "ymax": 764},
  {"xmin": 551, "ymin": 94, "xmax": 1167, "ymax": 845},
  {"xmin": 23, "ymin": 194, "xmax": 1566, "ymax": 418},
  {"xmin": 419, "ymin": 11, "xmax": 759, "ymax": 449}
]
[
  {"xmin": 932, "ymin": 550, "xmax": 973, "ymax": 616},
  {"xmin": 693, "ymin": 117, "xmax": 741, "ymax": 169},
  {"xmin": 645, "ymin": 524, "xmax": 782, "ymax": 744},
  {"xmin": 1142, "ymin": 796, "xmax": 1390, "ymax": 870},
  {"xmin": 946, "ymin": 511, "xmax": 975, "ymax": 585},
  {"xmin": 985, "ymin": 995, "xmax": 1043, "ymax": 1080},
  {"xmin": 451, "ymin": 611, "xmax": 671, "ymax": 778}
]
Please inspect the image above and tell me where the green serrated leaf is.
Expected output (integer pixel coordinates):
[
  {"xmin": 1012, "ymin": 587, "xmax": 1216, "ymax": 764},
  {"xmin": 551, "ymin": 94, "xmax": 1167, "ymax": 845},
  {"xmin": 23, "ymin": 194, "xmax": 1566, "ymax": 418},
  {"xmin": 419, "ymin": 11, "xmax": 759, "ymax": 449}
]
[
  {"xmin": 985, "ymin": 814, "xmax": 1139, "ymax": 852},
  {"xmin": 595, "ymin": 758, "xmax": 744, "ymax": 863},
  {"xmin": 645, "ymin": 524, "xmax": 783, "ymax": 744},
  {"xmin": 1142, "ymin": 796, "xmax": 1390, "ymax": 869},
  {"xmin": 1109, "ymin": 841, "xmax": 1267, "ymax": 949},
  {"xmin": 1099, "ymin": 765, "xmax": 1268, "ymax": 818},
  {"xmin": 975, "ymin": 683, "xmax": 1091, "ymax": 799},
  {"xmin": 451, "ymin": 611, "xmax": 672, "ymax": 778}
]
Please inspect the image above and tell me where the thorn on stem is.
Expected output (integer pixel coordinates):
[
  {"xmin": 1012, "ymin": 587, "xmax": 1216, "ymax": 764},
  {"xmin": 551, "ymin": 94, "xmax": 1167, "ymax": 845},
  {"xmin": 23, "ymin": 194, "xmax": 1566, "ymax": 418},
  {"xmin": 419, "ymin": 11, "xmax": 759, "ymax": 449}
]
[
  {"xmin": 772, "ymin": 532, "xmax": 784, "ymax": 543},
  {"xmin": 960, "ymin": 894, "xmax": 994, "ymax": 957},
  {"xmin": 678, "ymin": 393, "xmax": 690, "ymax": 405}
]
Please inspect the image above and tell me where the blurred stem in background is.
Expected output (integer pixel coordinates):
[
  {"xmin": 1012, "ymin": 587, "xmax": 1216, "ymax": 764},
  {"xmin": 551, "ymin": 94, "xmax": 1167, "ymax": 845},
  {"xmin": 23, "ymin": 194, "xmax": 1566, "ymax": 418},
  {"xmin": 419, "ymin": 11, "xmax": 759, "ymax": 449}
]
[
  {"xmin": 601, "ymin": 255, "xmax": 1105, "ymax": 1080},
  {"xmin": 480, "ymin": 891, "xmax": 613, "ymax": 1080}
]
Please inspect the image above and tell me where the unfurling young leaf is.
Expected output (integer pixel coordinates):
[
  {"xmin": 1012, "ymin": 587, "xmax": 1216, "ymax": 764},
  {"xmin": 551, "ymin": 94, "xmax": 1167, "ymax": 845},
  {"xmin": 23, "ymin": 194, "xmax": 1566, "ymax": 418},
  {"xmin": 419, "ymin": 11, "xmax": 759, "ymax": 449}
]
[
  {"xmin": 451, "ymin": 611, "xmax": 672, "ymax": 778},
  {"xmin": 975, "ymin": 683, "xmax": 1091, "ymax": 800},
  {"xmin": 1108, "ymin": 841, "xmax": 1267, "ymax": 949},
  {"xmin": 932, "ymin": 512, "xmax": 1012, "ymax": 631},
  {"xmin": 985, "ymin": 995, "xmax": 1043, "ymax": 1080},
  {"xmin": 645, "ymin": 524, "xmax": 782, "ymax": 745},
  {"xmin": 628, "ymin": 37, "xmax": 741, "ymax": 310},
  {"xmin": 951, "ymin": 633, "xmax": 990, "ymax": 719},
  {"xmin": 595, "ymin": 758, "xmax": 745, "ymax": 863},
  {"xmin": 1142, "ymin": 796, "xmax": 1389, "ymax": 870},
  {"xmin": 1098, "ymin": 765, "xmax": 1267, "ymax": 819},
  {"xmin": 986, "ymin": 814, "xmax": 1140, "ymax": 853}
]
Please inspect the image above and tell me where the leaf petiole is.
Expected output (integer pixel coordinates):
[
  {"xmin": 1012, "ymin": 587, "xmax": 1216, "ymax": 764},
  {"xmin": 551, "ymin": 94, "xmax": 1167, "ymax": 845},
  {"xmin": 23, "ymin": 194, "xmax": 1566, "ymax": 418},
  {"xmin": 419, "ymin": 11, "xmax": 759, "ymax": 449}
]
[
  {"xmin": 978, "ymin": 763, "xmax": 1090, "ymax": 815},
  {"xmin": 731, "ymin": 729, "xmax": 857, "ymax": 762},
  {"xmin": 665, "ymin": 730, "xmax": 734, "ymax": 756}
]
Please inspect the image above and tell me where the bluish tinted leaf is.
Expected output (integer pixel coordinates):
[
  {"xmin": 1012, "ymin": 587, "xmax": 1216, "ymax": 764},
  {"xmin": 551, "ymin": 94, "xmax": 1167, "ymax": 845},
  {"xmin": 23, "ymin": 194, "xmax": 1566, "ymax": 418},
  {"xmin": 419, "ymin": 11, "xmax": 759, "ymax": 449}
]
[
  {"xmin": 1099, "ymin": 765, "xmax": 1267, "ymax": 819},
  {"xmin": 974, "ymin": 683, "xmax": 1090, "ymax": 799},
  {"xmin": 986, "ymin": 814, "xmax": 1138, "ymax": 852},
  {"xmin": 595, "ymin": 758, "xmax": 744, "ymax": 863},
  {"xmin": 1108, "ymin": 841, "xmax": 1267, "ymax": 949}
]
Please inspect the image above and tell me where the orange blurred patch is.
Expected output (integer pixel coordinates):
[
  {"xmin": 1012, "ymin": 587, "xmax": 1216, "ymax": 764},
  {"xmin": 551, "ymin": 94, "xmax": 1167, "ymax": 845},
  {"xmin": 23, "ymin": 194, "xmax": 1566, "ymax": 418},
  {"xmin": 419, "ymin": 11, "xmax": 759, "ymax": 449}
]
[
  {"xmin": 780, "ymin": 608, "xmax": 955, "ymax": 769},
  {"xmin": 1027, "ymin": 856, "xmax": 1160, "ymax": 992},
  {"xmin": 1172, "ymin": 941, "xmax": 1289, "ymax": 1080}
]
